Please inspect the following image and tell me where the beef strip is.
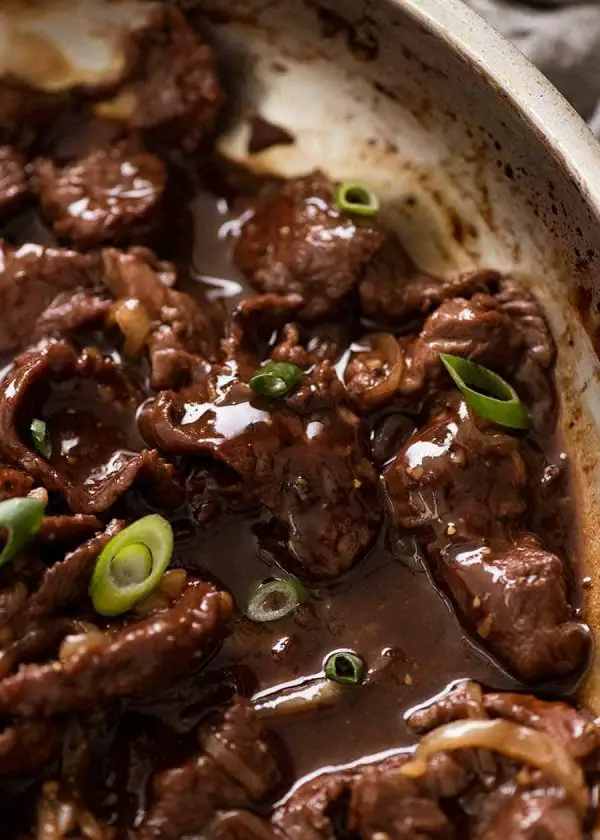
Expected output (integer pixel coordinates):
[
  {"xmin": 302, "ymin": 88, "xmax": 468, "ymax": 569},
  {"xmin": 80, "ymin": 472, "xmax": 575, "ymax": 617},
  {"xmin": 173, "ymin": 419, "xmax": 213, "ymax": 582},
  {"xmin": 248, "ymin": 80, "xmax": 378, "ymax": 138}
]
[
  {"xmin": 137, "ymin": 701, "xmax": 281, "ymax": 840},
  {"xmin": 35, "ymin": 145, "xmax": 166, "ymax": 248},
  {"xmin": 0, "ymin": 342, "xmax": 183, "ymax": 514},
  {"xmin": 204, "ymin": 810, "xmax": 284, "ymax": 840},
  {"xmin": 95, "ymin": 5, "xmax": 224, "ymax": 152},
  {"xmin": 0, "ymin": 463, "xmax": 34, "ymax": 500},
  {"xmin": 0, "ymin": 579, "xmax": 232, "ymax": 717},
  {"xmin": 400, "ymin": 294, "xmax": 523, "ymax": 395},
  {"xmin": 0, "ymin": 145, "xmax": 28, "ymax": 215},
  {"xmin": 234, "ymin": 171, "xmax": 388, "ymax": 320},
  {"xmin": 0, "ymin": 242, "xmax": 104, "ymax": 353},
  {"xmin": 22, "ymin": 519, "xmax": 124, "ymax": 629},
  {"xmin": 36, "ymin": 514, "xmax": 103, "ymax": 546},
  {"xmin": 103, "ymin": 247, "xmax": 218, "ymax": 389},
  {"xmin": 384, "ymin": 399, "xmax": 589, "ymax": 681},
  {"xmin": 0, "ymin": 719, "xmax": 61, "ymax": 776},
  {"xmin": 140, "ymin": 363, "xmax": 381, "ymax": 579},
  {"xmin": 358, "ymin": 237, "xmax": 498, "ymax": 326}
]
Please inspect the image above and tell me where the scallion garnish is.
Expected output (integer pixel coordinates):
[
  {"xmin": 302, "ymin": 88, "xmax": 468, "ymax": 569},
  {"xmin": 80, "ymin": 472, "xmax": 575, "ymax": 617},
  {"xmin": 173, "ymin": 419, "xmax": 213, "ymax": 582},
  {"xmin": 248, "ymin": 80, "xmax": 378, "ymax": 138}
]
[
  {"xmin": 249, "ymin": 362, "xmax": 303, "ymax": 398},
  {"xmin": 89, "ymin": 514, "xmax": 174, "ymax": 616},
  {"xmin": 324, "ymin": 650, "xmax": 364, "ymax": 686},
  {"xmin": 440, "ymin": 353, "xmax": 530, "ymax": 430},
  {"xmin": 31, "ymin": 419, "xmax": 51, "ymax": 459},
  {"xmin": 335, "ymin": 181, "xmax": 380, "ymax": 217},
  {"xmin": 246, "ymin": 578, "xmax": 306, "ymax": 622},
  {"xmin": 0, "ymin": 497, "xmax": 46, "ymax": 567}
]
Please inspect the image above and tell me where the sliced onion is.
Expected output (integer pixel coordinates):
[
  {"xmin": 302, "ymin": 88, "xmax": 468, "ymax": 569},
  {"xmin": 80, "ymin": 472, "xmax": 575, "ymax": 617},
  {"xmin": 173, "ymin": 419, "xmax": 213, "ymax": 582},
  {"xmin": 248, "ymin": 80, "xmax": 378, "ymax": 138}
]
[
  {"xmin": 347, "ymin": 333, "xmax": 404, "ymax": 408},
  {"xmin": 109, "ymin": 298, "xmax": 152, "ymax": 356},
  {"xmin": 252, "ymin": 677, "xmax": 343, "ymax": 719},
  {"xmin": 401, "ymin": 718, "xmax": 588, "ymax": 813}
]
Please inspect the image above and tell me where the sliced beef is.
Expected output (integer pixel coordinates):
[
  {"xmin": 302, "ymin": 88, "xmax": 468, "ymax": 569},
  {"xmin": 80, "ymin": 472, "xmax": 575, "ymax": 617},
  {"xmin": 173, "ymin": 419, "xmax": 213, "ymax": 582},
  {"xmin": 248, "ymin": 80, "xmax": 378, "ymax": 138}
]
[
  {"xmin": 96, "ymin": 5, "xmax": 224, "ymax": 152},
  {"xmin": 34, "ymin": 145, "xmax": 166, "ymax": 248},
  {"xmin": 0, "ymin": 463, "xmax": 33, "ymax": 500},
  {"xmin": 205, "ymin": 811, "xmax": 284, "ymax": 840},
  {"xmin": 0, "ymin": 342, "xmax": 183, "ymax": 514},
  {"xmin": 358, "ymin": 238, "xmax": 498, "ymax": 326},
  {"xmin": 0, "ymin": 242, "xmax": 103, "ymax": 353},
  {"xmin": 270, "ymin": 321, "xmax": 349, "ymax": 368},
  {"xmin": 22, "ymin": 519, "xmax": 123, "ymax": 629},
  {"xmin": 36, "ymin": 514, "xmax": 103, "ymax": 546},
  {"xmin": 496, "ymin": 279, "xmax": 555, "ymax": 369},
  {"xmin": 103, "ymin": 247, "xmax": 218, "ymax": 389},
  {"xmin": 0, "ymin": 145, "xmax": 28, "ymax": 215},
  {"xmin": 272, "ymin": 771, "xmax": 355, "ymax": 840},
  {"xmin": 138, "ymin": 700, "xmax": 280, "ymax": 840},
  {"xmin": 348, "ymin": 759, "xmax": 455, "ymax": 840},
  {"xmin": 407, "ymin": 680, "xmax": 485, "ymax": 735},
  {"xmin": 401, "ymin": 294, "xmax": 523, "ymax": 394},
  {"xmin": 0, "ymin": 579, "xmax": 231, "ymax": 717},
  {"xmin": 141, "ymin": 364, "xmax": 381, "ymax": 579},
  {"xmin": 222, "ymin": 292, "xmax": 304, "ymax": 379},
  {"xmin": 473, "ymin": 786, "xmax": 583, "ymax": 840},
  {"xmin": 384, "ymin": 401, "xmax": 589, "ymax": 681},
  {"xmin": 234, "ymin": 171, "xmax": 388, "ymax": 320},
  {"xmin": 0, "ymin": 719, "xmax": 61, "ymax": 776}
]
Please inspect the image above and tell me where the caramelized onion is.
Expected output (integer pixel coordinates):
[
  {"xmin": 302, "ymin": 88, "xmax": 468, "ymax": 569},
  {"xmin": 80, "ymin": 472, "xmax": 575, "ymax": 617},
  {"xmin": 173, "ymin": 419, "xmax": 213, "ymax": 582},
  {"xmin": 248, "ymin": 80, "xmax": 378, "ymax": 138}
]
[
  {"xmin": 252, "ymin": 678, "xmax": 343, "ymax": 719},
  {"xmin": 109, "ymin": 298, "xmax": 152, "ymax": 356},
  {"xmin": 401, "ymin": 718, "xmax": 589, "ymax": 813},
  {"xmin": 58, "ymin": 631, "xmax": 107, "ymax": 663},
  {"xmin": 347, "ymin": 333, "xmax": 404, "ymax": 408}
]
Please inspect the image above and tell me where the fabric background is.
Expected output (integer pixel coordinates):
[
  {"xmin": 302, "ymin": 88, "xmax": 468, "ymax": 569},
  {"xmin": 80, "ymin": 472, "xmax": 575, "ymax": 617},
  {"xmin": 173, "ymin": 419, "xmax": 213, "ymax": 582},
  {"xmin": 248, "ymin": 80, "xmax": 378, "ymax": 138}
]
[{"xmin": 464, "ymin": 0, "xmax": 600, "ymax": 134}]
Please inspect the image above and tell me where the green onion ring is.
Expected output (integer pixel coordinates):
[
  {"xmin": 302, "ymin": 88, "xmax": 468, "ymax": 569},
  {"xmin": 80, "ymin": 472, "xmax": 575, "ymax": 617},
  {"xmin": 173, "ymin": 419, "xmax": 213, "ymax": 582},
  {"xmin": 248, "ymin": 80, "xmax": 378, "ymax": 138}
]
[
  {"xmin": 324, "ymin": 650, "xmax": 364, "ymax": 686},
  {"xmin": 89, "ymin": 514, "xmax": 174, "ymax": 616},
  {"xmin": 246, "ymin": 578, "xmax": 306, "ymax": 622},
  {"xmin": 30, "ymin": 418, "xmax": 51, "ymax": 459},
  {"xmin": 334, "ymin": 181, "xmax": 380, "ymax": 217},
  {"xmin": 249, "ymin": 362, "xmax": 303, "ymax": 398},
  {"xmin": 440, "ymin": 353, "xmax": 530, "ymax": 430},
  {"xmin": 0, "ymin": 497, "xmax": 46, "ymax": 567}
]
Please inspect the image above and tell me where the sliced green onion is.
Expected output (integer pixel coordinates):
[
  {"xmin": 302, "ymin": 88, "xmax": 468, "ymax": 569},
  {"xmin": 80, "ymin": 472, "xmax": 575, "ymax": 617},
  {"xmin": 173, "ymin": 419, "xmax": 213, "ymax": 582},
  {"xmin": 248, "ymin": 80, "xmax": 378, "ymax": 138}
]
[
  {"xmin": 439, "ymin": 353, "xmax": 530, "ymax": 430},
  {"xmin": 246, "ymin": 578, "xmax": 306, "ymax": 622},
  {"xmin": 335, "ymin": 181, "xmax": 380, "ymax": 217},
  {"xmin": 0, "ymin": 497, "xmax": 46, "ymax": 567},
  {"xmin": 249, "ymin": 362, "xmax": 303, "ymax": 398},
  {"xmin": 324, "ymin": 650, "xmax": 364, "ymax": 686},
  {"xmin": 89, "ymin": 514, "xmax": 173, "ymax": 616},
  {"xmin": 31, "ymin": 418, "xmax": 51, "ymax": 459}
]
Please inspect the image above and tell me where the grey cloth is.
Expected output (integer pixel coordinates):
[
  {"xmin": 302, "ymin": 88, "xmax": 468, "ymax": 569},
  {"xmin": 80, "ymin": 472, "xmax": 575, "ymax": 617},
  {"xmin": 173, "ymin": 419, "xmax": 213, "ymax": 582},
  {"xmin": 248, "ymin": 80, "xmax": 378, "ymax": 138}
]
[{"xmin": 464, "ymin": 0, "xmax": 600, "ymax": 133}]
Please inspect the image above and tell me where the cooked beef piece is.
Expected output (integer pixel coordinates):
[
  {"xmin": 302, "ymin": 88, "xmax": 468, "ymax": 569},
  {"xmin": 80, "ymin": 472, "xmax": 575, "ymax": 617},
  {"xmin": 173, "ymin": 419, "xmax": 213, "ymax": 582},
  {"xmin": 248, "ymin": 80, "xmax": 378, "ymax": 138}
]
[
  {"xmin": 141, "ymin": 363, "xmax": 381, "ymax": 579},
  {"xmin": 273, "ymin": 758, "xmax": 455, "ymax": 840},
  {"xmin": 471, "ymin": 786, "xmax": 583, "ymax": 840},
  {"xmin": 270, "ymin": 321, "xmax": 349, "ymax": 368},
  {"xmin": 35, "ymin": 146, "xmax": 166, "ymax": 248},
  {"xmin": 96, "ymin": 5, "xmax": 224, "ymax": 152},
  {"xmin": 0, "ymin": 242, "xmax": 103, "ymax": 353},
  {"xmin": 0, "ymin": 719, "xmax": 61, "ymax": 776},
  {"xmin": 0, "ymin": 463, "xmax": 34, "ymax": 501},
  {"xmin": 0, "ymin": 146, "xmax": 28, "ymax": 215},
  {"xmin": 103, "ymin": 247, "xmax": 218, "ymax": 388},
  {"xmin": 22, "ymin": 520, "xmax": 123, "ymax": 629},
  {"xmin": 496, "ymin": 278, "xmax": 555, "ymax": 369},
  {"xmin": 0, "ymin": 342, "xmax": 183, "ymax": 514},
  {"xmin": 138, "ymin": 701, "xmax": 280, "ymax": 840},
  {"xmin": 358, "ymin": 238, "xmax": 498, "ymax": 325},
  {"xmin": 384, "ymin": 401, "xmax": 589, "ymax": 680},
  {"xmin": 407, "ymin": 680, "xmax": 485, "ymax": 735},
  {"xmin": 272, "ymin": 770, "xmax": 355, "ymax": 840},
  {"xmin": 35, "ymin": 290, "xmax": 111, "ymax": 340},
  {"xmin": 348, "ymin": 759, "xmax": 455, "ymax": 840},
  {"xmin": 222, "ymin": 293, "xmax": 304, "ymax": 379},
  {"xmin": 400, "ymin": 294, "xmax": 523, "ymax": 394},
  {"xmin": 36, "ymin": 514, "xmax": 103, "ymax": 546},
  {"xmin": 234, "ymin": 171, "xmax": 388, "ymax": 320},
  {"xmin": 205, "ymin": 810, "xmax": 284, "ymax": 840},
  {"xmin": 0, "ymin": 579, "xmax": 231, "ymax": 717},
  {"xmin": 482, "ymin": 693, "xmax": 600, "ymax": 761},
  {"xmin": 0, "ymin": 617, "xmax": 92, "ymax": 679}
]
